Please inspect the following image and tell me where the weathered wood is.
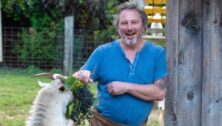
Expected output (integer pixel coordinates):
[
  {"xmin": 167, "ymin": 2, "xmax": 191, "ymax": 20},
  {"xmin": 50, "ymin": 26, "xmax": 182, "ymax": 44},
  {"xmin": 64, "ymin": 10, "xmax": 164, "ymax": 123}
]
[
  {"xmin": 64, "ymin": 16, "xmax": 74, "ymax": 76},
  {"xmin": 202, "ymin": 0, "xmax": 222, "ymax": 126},
  {"xmin": 166, "ymin": 0, "xmax": 203, "ymax": 126},
  {"xmin": 0, "ymin": 5, "xmax": 2, "ymax": 62},
  {"xmin": 165, "ymin": 0, "xmax": 180, "ymax": 126}
]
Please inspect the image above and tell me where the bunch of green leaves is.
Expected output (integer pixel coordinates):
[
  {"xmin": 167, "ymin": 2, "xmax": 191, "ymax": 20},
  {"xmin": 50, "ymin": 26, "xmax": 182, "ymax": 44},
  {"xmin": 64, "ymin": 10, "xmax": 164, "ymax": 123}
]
[{"xmin": 65, "ymin": 76, "xmax": 95, "ymax": 125}]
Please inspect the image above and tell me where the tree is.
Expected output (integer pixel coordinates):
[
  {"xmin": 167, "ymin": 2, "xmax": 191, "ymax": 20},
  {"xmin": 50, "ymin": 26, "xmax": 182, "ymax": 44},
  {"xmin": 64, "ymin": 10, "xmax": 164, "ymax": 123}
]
[{"xmin": 2, "ymin": 0, "xmax": 128, "ymax": 68}]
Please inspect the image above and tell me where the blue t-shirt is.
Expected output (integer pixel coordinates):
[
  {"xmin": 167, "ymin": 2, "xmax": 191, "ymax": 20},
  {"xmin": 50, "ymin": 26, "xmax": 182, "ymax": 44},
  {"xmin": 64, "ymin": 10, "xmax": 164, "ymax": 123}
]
[{"xmin": 82, "ymin": 40, "xmax": 167, "ymax": 126}]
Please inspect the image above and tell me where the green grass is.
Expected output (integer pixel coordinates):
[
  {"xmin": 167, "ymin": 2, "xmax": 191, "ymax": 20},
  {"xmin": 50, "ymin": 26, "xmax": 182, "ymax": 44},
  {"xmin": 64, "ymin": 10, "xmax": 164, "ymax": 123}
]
[
  {"xmin": 0, "ymin": 67, "xmax": 160, "ymax": 126},
  {"xmin": 0, "ymin": 68, "xmax": 49, "ymax": 126}
]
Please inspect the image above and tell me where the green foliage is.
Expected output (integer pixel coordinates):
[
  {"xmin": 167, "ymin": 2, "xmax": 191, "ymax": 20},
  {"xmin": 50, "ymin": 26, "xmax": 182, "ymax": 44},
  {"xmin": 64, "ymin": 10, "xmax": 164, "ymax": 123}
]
[
  {"xmin": 65, "ymin": 76, "xmax": 83, "ymax": 91},
  {"xmin": 68, "ymin": 0, "xmax": 128, "ymax": 42},
  {"xmin": 0, "ymin": 65, "xmax": 43, "ymax": 75},
  {"xmin": 2, "ymin": 0, "xmax": 128, "ymax": 42},
  {"xmin": 24, "ymin": 65, "xmax": 43, "ymax": 74},
  {"xmin": 2, "ymin": 0, "xmax": 64, "ymax": 23},
  {"xmin": 2, "ymin": 0, "xmax": 130, "ymax": 70},
  {"xmin": 14, "ymin": 27, "xmax": 63, "ymax": 68},
  {"xmin": 65, "ymin": 76, "xmax": 95, "ymax": 125},
  {"xmin": 50, "ymin": 68, "xmax": 63, "ymax": 74},
  {"xmin": 2, "ymin": 0, "xmax": 64, "ymax": 68},
  {"xmin": 2, "ymin": 0, "xmax": 29, "ymax": 21},
  {"xmin": 94, "ymin": 27, "xmax": 118, "ymax": 43}
]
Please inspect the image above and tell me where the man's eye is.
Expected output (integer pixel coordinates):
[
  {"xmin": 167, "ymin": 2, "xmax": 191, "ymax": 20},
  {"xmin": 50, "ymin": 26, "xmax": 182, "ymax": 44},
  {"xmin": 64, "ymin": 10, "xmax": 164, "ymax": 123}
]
[{"xmin": 121, "ymin": 22, "xmax": 127, "ymax": 25}]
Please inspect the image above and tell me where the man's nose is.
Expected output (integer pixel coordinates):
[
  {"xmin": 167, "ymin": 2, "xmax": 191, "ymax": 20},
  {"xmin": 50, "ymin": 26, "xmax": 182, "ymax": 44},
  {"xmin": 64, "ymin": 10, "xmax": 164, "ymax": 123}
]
[{"xmin": 127, "ymin": 23, "xmax": 133, "ymax": 29}]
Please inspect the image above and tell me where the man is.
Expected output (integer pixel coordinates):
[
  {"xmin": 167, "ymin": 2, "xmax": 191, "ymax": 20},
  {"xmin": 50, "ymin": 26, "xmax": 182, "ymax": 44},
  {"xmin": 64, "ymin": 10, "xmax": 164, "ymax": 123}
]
[{"xmin": 73, "ymin": 2, "xmax": 167, "ymax": 126}]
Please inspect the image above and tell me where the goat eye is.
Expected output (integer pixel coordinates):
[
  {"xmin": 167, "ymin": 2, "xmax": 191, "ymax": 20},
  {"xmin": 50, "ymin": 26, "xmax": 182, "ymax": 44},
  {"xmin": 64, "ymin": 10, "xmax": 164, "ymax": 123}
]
[{"xmin": 59, "ymin": 86, "xmax": 65, "ymax": 92}]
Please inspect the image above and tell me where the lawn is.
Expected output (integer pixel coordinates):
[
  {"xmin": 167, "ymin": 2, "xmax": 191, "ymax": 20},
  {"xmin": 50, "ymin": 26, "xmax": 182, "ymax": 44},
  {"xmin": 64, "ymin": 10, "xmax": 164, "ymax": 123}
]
[
  {"xmin": 0, "ymin": 67, "xmax": 161, "ymax": 126},
  {"xmin": 0, "ymin": 67, "xmax": 51, "ymax": 126}
]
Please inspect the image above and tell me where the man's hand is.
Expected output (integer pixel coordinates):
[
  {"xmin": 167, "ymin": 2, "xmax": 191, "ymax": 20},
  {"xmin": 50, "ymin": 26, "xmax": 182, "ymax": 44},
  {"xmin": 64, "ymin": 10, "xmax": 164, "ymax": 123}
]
[
  {"xmin": 72, "ymin": 69, "xmax": 93, "ymax": 83},
  {"xmin": 107, "ymin": 81, "xmax": 131, "ymax": 95}
]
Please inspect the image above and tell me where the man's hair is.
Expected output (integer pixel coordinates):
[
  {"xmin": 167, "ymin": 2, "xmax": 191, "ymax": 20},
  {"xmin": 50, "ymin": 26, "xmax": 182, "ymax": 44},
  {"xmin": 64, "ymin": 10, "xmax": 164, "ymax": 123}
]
[{"xmin": 113, "ymin": 2, "xmax": 147, "ymax": 29}]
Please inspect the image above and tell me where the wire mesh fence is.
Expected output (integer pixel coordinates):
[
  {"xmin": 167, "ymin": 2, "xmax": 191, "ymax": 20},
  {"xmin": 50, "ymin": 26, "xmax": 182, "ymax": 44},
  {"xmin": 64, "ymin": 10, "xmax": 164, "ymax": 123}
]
[
  {"xmin": 0, "ymin": 27, "xmax": 104, "ymax": 72},
  {"xmin": 72, "ymin": 29, "xmax": 104, "ymax": 70}
]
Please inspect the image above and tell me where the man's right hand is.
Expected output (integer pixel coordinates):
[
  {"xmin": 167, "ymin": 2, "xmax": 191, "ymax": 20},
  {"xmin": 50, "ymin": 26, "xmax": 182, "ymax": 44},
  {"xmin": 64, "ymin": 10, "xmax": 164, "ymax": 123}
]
[{"xmin": 72, "ymin": 69, "xmax": 93, "ymax": 83}]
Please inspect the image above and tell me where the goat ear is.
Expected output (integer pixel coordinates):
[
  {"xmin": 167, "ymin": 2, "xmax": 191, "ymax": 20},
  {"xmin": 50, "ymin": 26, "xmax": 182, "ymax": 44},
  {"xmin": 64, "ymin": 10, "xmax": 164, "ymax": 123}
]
[
  {"xmin": 38, "ymin": 81, "xmax": 50, "ymax": 88},
  {"xmin": 59, "ymin": 85, "xmax": 66, "ymax": 92}
]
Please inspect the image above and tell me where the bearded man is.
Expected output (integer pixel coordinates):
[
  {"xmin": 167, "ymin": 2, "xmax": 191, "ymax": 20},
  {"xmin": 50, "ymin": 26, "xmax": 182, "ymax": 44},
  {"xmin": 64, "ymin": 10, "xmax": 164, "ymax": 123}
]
[{"xmin": 73, "ymin": 2, "xmax": 168, "ymax": 126}]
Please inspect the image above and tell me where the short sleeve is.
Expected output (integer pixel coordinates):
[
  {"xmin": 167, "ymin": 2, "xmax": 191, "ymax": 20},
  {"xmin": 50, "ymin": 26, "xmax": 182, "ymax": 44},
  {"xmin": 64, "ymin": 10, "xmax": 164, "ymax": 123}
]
[
  {"xmin": 154, "ymin": 48, "xmax": 168, "ymax": 81},
  {"xmin": 81, "ymin": 46, "xmax": 103, "ymax": 81}
]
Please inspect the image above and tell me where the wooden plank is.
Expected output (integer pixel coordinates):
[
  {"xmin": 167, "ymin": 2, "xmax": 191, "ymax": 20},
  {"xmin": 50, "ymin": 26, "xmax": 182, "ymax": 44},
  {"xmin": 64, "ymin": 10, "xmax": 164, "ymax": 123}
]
[
  {"xmin": 165, "ymin": 0, "xmax": 180, "ymax": 125},
  {"xmin": 178, "ymin": 0, "xmax": 203, "ymax": 123},
  {"xmin": 202, "ymin": 0, "xmax": 222, "ymax": 125},
  {"xmin": 165, "ymin": 0, "xmax": 203, "ymax": 125},
  {"xmin": 175, "ymin": 0, "xmax": 203, "ymax": 125},
  {"xmin": 64, "ymin": 16, "xmax": 74, "ymax": 76}
]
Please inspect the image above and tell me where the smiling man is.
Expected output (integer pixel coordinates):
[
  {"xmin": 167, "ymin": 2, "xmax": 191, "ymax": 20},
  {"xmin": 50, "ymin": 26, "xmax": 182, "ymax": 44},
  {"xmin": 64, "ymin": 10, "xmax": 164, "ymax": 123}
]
[{"xmin": 73, "ymin": 2, "xmax": 168, "ymax": 126}]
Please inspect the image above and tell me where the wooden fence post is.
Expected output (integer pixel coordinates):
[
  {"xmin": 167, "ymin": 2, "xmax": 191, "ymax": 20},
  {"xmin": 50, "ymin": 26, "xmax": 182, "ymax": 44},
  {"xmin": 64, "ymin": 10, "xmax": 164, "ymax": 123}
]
[
  {"xmin": 202, "ymin": 0, "xmax": 222, "ymax": 126},
  {"xmin": 166, "ymin": 0, "xmax": 203, "ymax": 125},
  {"xmin": 64, "ymin": 16, "xmax": 74, "ymax": 76}
]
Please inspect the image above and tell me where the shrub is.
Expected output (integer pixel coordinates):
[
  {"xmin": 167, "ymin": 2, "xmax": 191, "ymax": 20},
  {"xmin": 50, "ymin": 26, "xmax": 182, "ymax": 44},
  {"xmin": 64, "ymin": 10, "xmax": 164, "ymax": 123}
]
[{"xmin": 14, "ymin": 27, "xmax": 63, "ymax": 69}]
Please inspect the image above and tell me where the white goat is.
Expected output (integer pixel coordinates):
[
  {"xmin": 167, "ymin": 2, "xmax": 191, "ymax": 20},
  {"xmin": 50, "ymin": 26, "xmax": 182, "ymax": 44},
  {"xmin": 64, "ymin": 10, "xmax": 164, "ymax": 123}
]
[{"xmin": 26, "ymin": 73, "xmax": 74, "ymax": 126}]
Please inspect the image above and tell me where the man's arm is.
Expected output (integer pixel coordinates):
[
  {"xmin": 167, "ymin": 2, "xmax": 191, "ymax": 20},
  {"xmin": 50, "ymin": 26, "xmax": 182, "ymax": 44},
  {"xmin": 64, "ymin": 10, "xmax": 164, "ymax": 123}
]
[{"xmin": 107, "ymin": 77, "xmax": 168, "ymax": 101}]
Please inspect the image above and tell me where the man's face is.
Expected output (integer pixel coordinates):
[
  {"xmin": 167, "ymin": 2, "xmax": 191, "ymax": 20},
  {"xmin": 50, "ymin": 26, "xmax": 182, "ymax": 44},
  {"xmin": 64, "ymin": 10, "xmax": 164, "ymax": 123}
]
[{"xmin": 118, "ymin": 9, "xmax": 145, "ymax": 46}]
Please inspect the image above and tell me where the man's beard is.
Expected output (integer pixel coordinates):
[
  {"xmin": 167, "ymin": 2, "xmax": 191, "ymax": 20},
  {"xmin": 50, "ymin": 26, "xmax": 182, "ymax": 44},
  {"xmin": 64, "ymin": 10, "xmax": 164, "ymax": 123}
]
[{"xmin": 123, "ymin": 36, "xmax": 137, "ymax": 46}]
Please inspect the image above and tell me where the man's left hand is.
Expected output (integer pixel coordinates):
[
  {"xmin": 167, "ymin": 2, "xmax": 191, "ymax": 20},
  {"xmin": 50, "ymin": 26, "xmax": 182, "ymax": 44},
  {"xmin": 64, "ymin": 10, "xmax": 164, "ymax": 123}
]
[{"xmin": 107, "ymin": 81, "xmax": 131, "ymax": 95}]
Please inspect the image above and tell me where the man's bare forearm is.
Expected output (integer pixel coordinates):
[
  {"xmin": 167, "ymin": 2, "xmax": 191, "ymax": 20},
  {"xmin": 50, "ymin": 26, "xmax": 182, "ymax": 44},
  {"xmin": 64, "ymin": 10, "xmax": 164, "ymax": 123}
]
[{"xmin": 126, "ymin": 77, "xmax": 168, "ymax": 101}]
